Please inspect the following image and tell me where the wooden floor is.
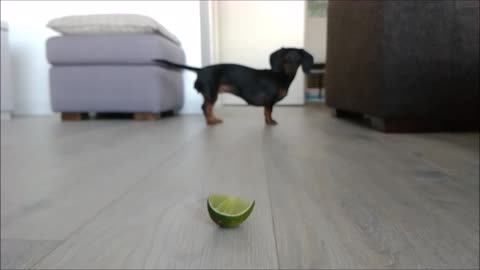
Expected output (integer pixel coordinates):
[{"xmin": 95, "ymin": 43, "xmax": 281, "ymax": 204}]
[{"xmin": 1, "ymin": 105, "xmax": 479, "ymax": 269}]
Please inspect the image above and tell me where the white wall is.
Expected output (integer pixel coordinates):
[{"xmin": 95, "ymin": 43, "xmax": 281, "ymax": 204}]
[
  {"xmin": 215, "ymin": 1, "xmax": 306, "ymax": 105},
  {"xmin": 199, "ymin": 1, "xmax": 214, "ymax": 66},
  {"xmin": 0, "ymin": 0, "xmax": 203, "ymax": 115},
  {"xmin": 305, "ymin": 16, "xmax": 328, "ymax": 63},
  {"xmin": 1, "ymin": 23, "xmax": 13, "ymax": 116}
]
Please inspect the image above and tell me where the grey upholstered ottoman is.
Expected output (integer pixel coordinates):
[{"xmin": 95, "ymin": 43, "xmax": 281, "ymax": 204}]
[{"xmin": 46, "ymin": 34, "xmax": 185, "ymax": 120}]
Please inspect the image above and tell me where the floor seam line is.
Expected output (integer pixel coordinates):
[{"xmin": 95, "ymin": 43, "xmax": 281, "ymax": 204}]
[{"xmin": 264, "ymin": 146, "xmax": 281, "ymax": 270}]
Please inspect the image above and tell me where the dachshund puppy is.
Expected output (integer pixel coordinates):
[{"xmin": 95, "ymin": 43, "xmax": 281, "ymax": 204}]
[{"xmin": 155, "ymin": 48, "xmax": 313, "ymax": 125}]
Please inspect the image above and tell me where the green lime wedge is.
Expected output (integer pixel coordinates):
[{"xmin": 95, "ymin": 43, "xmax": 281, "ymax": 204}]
[{"xmin": 207, "ymin": 194, "xmax": 255, "ymax": 228}]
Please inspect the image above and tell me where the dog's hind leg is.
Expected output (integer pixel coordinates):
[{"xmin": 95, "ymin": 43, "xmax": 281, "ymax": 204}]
[
  {"xmin": 202, "ymin": 101, "xmax": 223, "ymax": 125},
  {"xmin": 196, "ymin": 81, "xmax": 223, "ymax": 125}
]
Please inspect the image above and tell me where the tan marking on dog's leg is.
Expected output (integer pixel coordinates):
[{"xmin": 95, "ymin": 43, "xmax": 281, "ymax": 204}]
[
  {"xmin": 205, "ymin": 103, "xmax": 223, "ymax": 125},
  {"xmin": 264, "ymin": 106, "xmax": 278, "ymax": 125}
]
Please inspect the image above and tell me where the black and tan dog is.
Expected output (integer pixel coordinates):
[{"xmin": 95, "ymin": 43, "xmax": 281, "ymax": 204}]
[{"xmin": 154, "ymin": 48, "xmax": 313, "ymax": 125}]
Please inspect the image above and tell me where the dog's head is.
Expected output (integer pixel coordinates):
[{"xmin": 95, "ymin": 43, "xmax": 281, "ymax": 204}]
[{"xmin": 269, "ymin": 48, "xmax": 314, "ymax": 75}]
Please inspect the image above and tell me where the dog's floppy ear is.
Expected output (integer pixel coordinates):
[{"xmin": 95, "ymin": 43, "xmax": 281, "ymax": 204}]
[
  {"xmin": 270, "ymin": 48, "xmax": 285, "ymax": 72},
  {"xmin": 301, "ymin": 50, "xmax": 314, "ymax": 74}
]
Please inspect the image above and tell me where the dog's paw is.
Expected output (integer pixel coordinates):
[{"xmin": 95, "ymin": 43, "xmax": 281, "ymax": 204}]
[
  {"xmin": 265, "ymin": 119, "xmax": 278, "ymax": 126},
  {"xmin": 207, "ymin": 118, "xmax": 223, "ymax": 125}
]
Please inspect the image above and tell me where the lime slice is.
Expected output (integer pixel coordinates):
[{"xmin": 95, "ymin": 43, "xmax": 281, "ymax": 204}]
[{"xmin": 207, "ymin": 194, "xmax": 255, "ymax": 228}]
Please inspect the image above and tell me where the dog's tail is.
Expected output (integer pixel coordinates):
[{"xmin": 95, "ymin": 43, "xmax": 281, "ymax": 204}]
[{"xmin": 153, "ymin": 59, "xmax": 200, "ymax": 72}]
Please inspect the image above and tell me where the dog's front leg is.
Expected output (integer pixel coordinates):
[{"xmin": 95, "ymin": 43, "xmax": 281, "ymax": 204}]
[{"xmin": 264, "ymin": 105, "xmax": 278, "ymax": 125}]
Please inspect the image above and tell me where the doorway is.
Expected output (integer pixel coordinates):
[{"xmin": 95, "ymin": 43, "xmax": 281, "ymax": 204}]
[{"xmin": 206, "ymin": 1, "xmax": 307, "ymax": 106}]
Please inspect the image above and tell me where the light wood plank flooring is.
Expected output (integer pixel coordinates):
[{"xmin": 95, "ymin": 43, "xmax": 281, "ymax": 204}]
[{"xmin": 1, "ymin": 105, "xmax": 478, "ymax": 269}]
